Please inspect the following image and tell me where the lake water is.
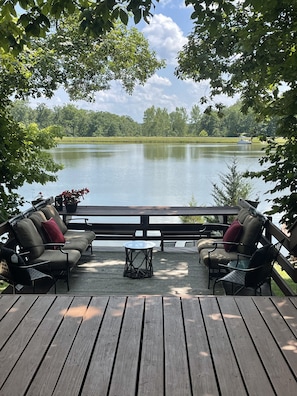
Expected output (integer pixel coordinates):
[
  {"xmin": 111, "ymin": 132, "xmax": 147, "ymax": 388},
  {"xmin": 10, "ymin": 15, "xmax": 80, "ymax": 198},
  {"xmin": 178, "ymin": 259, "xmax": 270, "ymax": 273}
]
[{"xmin": 20, "ymin": 142, "xmax": 277, "ymax": 220}]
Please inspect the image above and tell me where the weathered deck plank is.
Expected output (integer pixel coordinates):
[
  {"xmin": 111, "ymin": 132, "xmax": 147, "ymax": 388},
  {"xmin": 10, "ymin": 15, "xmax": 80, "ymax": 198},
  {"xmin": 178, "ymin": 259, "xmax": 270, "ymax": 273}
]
[
  {"xmin": 0, "ymin": 296, "xmax": 59, "ymax": 393},
  {"xmin": 27, "ymin": 296, "xmax": 92, "ymax": 396},
  {"xmin": 218, "ymin": 297, "xmax": 274, "ymax": 395},
  {"xmin": 236, "ymin": 297, "xmax": 297, "ymax": 395},
  {"xmin": 255, "ymin": 297, "xmax": 297, "ymax": 379},
  {"xmin": 138, "ymin": 296, "xmax": 164, "ymax": 396},
  {"xmin": 0, "ymin": 295, "xmax": 20, "ymax": 320},
  {"xmin": 163, "ymin": 296, "xmax": 192, "ymax": 395},
  {"xmin": 0, "ymin": 295, "xmax": 37, "ymax": 350},
  {"xmin": 0, "ymin": 295, "xmax": 296, "ymax": 396},
  {"xmin": 81, "ymin": 296, "xmax": 126, "ymax": 396},
  {"xmin": 200, "ymin": 297, "xmax": 247, "ymax": 396},
  {"xmin": 182, "ymin": 297, "xmax": 219, "ymax": 395},
  {"xmin": 108, "ymin": 296, "xmax": 144, "ymax": 395},
  {"xmin": 52, "ymin": 296, "xmax": 109, "ymax": 396}
]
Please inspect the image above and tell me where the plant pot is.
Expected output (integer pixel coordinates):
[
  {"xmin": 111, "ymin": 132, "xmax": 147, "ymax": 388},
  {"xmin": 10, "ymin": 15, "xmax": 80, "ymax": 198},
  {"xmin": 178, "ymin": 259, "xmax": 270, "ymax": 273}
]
[{"xmin": 65, "ymin": 202, "xmax": 78, "ymax": 213}]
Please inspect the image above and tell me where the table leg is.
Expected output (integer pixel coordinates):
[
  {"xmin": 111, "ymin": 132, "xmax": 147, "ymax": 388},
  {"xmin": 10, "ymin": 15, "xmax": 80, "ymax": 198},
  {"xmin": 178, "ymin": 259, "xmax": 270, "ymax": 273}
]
[{"xmin": 123, "ymin": 247, "xmax": 153, "ymax": 278}]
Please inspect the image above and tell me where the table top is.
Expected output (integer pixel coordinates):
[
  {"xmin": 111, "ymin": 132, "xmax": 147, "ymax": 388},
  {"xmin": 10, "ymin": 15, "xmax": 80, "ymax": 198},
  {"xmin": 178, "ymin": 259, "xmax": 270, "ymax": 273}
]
[
  {"xmin": 59, "ymin": 205, "xmax": 239, "ymax": 217},
  {"xmin": 228, "ymin": 259, "xmax": 250, "ymax": 269},
  {"xmin": 124, "ymin": 241, "xmax": 156, "ymax": 250}
]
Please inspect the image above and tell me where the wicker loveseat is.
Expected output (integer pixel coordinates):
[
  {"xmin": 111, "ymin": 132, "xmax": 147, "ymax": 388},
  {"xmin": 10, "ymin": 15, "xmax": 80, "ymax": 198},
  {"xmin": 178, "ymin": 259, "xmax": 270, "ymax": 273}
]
[{"xmin": 198, "ymin": 205, "xmax": 267, "ymax": 288}]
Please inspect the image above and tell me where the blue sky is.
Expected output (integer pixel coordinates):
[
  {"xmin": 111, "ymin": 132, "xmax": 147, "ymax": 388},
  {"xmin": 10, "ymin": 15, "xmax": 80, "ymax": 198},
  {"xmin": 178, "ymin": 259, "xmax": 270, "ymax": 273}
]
[{"xmin": 31, "ymin": 0, "xmax": 236, "ymax": 122}]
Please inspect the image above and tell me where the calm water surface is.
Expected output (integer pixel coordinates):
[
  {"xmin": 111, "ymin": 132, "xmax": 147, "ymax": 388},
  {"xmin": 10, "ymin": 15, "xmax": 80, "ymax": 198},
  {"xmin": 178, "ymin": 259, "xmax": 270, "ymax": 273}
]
[{"xmin": 20, "ymin": 142, "xmax": 276, "ymax": 218}]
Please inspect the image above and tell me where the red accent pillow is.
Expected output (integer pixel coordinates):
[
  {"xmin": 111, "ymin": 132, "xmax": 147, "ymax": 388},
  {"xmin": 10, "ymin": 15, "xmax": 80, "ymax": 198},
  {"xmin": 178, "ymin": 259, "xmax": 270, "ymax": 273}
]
[
  {"xmin": 223, "ymin": 220, "xmax": 243, "ymax": 252},
  {"xmin": 42, "ymin": 217, "xmax": 65, "ymax": 244}
]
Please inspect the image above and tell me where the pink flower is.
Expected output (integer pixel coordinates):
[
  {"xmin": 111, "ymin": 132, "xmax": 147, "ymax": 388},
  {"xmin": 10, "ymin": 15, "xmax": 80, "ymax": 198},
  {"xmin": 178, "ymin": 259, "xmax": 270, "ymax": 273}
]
[{"xmin": 61, "ymin": 188, "xmax": 89, "ymax": 204}]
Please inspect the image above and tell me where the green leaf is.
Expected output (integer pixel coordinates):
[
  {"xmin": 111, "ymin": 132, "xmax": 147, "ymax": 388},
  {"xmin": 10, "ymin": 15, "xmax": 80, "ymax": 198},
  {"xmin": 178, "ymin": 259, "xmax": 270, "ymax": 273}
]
[
  {"xmin": 25, "ymin": 23, "xmax": 40, "ymax": 37},
  {"xmin": 133, "ymin": 8, "xmax": 142, "ymax": 24},
  {"xmin": 119, "ymin": 9, "xmax": 129, "ymax": 25}
]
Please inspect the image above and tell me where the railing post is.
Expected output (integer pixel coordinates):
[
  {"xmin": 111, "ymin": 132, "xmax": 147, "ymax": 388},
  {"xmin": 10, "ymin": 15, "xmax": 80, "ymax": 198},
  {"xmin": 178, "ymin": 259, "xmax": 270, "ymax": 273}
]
[
  {"xmin": 265, "ymin": 216, "xmax": 273, "ymax": 243},
  {"xmin": 140, "ymin": 215, "xmax": 149, "ymax": 238}
]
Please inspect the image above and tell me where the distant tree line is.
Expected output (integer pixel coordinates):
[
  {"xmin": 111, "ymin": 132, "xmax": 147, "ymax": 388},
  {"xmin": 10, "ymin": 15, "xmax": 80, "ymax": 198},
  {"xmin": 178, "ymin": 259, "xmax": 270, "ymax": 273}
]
[{"xmin": 10, "ymin": 100, "xmax": 277, "ymax": 138}]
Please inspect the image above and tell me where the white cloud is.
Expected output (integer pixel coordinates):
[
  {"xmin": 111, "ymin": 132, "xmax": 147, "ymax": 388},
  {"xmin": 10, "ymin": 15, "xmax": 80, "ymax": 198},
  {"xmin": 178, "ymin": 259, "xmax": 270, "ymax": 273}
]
[
  {"xmin": 159, "ymin": 0, "xmax": 174, "ymax": 6},
  {"xmin": 142, "ymin": 14, "xmax": 187, "ymax": 65},
  {"xmin": 31, "ymin": 74, "xmax": 237, "ymax": 123},
  {"xmin": 29, "ymin": 4, "xmax": 237, "ymax": 124},
  {"xmin": 90, "ymin": 78, "xmax": 180, "ymax": 121},
  {"xmin": 158, "ymin": 0, "xmax": 188, "ymax": 9},
  {"xmin": 147, "ymin": 74, "xmax": 172, "ymax": 86},
  {"xmin": 183, "ymin": 79, "xmax": 239, "ymax": 108}
]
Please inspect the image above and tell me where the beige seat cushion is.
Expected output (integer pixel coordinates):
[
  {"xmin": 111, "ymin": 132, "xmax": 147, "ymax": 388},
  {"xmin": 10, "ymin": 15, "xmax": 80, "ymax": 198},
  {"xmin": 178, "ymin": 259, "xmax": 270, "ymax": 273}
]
[
  {"xmin": 199, "ymin": 248, "xmax": 239, "ymax": 269},
  {"xmin": 197, "ymin": 238, "xmax": 222, "ymax": 253}
]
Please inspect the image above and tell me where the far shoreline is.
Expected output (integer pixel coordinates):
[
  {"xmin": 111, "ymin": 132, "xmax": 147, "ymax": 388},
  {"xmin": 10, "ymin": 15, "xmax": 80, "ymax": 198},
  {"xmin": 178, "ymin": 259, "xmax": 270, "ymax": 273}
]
[{"xmin": 59, "ymin": 136, "xmax": 267, "ymax": 144}]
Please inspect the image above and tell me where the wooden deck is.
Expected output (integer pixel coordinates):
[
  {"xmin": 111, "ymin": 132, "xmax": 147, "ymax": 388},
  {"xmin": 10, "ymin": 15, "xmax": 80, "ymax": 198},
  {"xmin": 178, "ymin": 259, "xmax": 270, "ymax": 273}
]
[{"xmin": 1, "ymin": 295, "xmax": 297, "ymax": 395}]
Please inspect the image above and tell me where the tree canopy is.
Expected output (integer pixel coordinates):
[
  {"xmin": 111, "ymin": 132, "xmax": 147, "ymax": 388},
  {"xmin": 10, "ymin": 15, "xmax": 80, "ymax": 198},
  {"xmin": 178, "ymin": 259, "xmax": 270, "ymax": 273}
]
[
  {"xmin": 0, "ymin": 0, "xmax": 161, "ymax": 220},
  {"xmin": 20, "ymin": 18, "xmax": 164, "ymax": 100},
  {"xmin": 177, "ymin": 0, "xmax": 297, "ymax": 226},
  {"xmin": 0, "ymin": 0, "xmax": 159, "ymax": 53},
  {"xmin": 11, "ymin": 100, "xmax": 275, "ymax": 138}
]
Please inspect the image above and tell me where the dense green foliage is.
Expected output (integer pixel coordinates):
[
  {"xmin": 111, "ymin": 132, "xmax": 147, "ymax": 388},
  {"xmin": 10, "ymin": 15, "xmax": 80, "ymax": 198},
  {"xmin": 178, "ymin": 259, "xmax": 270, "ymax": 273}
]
[
  {"xmin": 0, "ymin": 121, "xmax": 63, "ymax": 221},
  {"xmin": 0, "ymin": 0, "xmax": 159, "ymax": 54},
  {"xmin": 177, "ymin": 0, "xmax": 297, "ymax": 226},
  {"xmin": 0, "ymin": 1, "xmax": 162, "ymax": 219},
  {"xmin": 211, "ymin": 158, "xmax": 252, "ymax": 207},
  {"xmin": 10, "ymin": 101, "xmax": 276, "ymax": 138},
  {"xmin": 28, "ymin": 19, "xmax": 164, "ymax": 100}
]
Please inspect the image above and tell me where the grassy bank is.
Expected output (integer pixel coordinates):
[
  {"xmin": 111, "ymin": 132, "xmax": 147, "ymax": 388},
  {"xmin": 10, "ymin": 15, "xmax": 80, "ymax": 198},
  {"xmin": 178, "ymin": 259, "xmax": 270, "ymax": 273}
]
[
  {"xmin": 272, "ymin": 264, "xmax": 297, "ymax": 296},
  {"xmin": 59, "ymin": 136, "xmax": 263, "ymax": 144}
]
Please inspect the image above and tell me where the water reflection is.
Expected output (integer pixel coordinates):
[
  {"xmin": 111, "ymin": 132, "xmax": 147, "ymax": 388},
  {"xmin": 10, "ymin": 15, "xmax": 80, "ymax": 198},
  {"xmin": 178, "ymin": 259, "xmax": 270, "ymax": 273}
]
[
  {"xmin": 20, "ymin": 143, "xmax": 272, "ymax": 216},
  {"xmin": 143, "ymin": 143, "xmax": 264, "ymax": 161},
  {"xmin": 51, "ymin": 144, "xmax": 119, "ymax": 165},
  {"xmin": 189, "ymin": 143, "xmax": 263, "ymax": 159},
  {"xmin": 143, "ymin": 144, "xmax": 188, "ymax": 160}
]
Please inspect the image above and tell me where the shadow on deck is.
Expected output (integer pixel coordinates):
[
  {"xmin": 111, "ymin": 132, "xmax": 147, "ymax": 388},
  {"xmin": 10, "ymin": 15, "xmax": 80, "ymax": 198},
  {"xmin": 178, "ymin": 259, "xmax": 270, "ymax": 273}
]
[
  {"xmin": 55, "ymin": 245, "xmax": 222, "ymax": 296},
  {"xmin": 2, "ymin": 244, "xmax": 272, "ymax": 296},
  {"xmin": 2, "ymin": 244, "xmax": 223, "ymax": 295}
]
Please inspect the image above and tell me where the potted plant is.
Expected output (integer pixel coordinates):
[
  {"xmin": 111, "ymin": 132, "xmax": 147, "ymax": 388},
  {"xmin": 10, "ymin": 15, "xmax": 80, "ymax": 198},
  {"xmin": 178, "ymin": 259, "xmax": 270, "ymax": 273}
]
[{"xmin": 61, "ymin": 188, "xmax": 89, "ymax": 213}]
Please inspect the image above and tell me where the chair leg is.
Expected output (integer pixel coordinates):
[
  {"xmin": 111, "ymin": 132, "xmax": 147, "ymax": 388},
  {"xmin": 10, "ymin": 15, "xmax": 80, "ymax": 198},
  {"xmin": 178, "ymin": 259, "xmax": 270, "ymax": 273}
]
[
  {"xmin": 66, "ymin": 270, "xmax": 70, "ymax": 291},
  {"xmin": 213, "ymin": 278, "xmax": 220, "ymax": 294},
  {"xmin": 267, "ymin": 278, "xmax": 272, "ymax": 295},
  {"xmin": 233, "ymin": 285, "xmax": 245, "ymax": 295}
]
